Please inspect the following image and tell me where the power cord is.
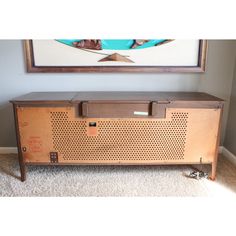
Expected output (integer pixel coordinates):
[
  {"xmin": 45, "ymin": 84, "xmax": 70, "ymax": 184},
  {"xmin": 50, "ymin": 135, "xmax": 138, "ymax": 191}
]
[{"xmin": 187, "ymin": 157, "xmax": 209, "ymax": 180}]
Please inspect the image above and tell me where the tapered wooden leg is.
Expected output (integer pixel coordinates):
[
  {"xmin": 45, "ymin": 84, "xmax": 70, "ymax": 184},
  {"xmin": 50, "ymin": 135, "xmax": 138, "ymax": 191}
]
[
  {"xmin": 210, "ymin": 107, "xmax": 223, "ymax": 181},
  {"xmin": 19, "ymin": 161, "xmax": 26, "ymax": 182},
  {"xmin": 13, "ymin": 104, "xmax": 26, "ymax": 182},
  {"xmin": 210, "ymin": 160, "xmax": 217, "ymax": 181}
]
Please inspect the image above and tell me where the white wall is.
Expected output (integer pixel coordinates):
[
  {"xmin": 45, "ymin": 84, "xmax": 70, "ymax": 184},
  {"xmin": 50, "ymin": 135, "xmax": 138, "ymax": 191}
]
[
  {"xmin": 0, "ymin": 40, "xmax": 235, "ymax": 146},
  {"xmin": 199, "ymin": 40, "xmax": 236, "ymax": 142},
  {"xmin": 224, "ymin": 52, "xmax": 236, "ymax": 155}
]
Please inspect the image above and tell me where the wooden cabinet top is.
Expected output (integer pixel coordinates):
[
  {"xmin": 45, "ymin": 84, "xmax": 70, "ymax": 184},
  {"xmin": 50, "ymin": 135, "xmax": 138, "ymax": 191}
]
[{"xmin": 11, "ymin": 91, "xmax": 223, "ymax": 104}]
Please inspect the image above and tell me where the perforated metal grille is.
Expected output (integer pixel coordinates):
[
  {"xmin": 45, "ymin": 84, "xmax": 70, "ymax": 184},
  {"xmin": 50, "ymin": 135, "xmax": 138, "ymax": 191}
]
[{"xmin": 50, "ymin": 111, "xmax": 188, "ymax": 162}]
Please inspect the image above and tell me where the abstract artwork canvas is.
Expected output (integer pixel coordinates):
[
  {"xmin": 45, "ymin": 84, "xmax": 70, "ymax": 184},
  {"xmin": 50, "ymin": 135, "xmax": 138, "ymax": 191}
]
[{"xmin": 24, "ymin": 39, "xmax": 207, "ymax": 72}]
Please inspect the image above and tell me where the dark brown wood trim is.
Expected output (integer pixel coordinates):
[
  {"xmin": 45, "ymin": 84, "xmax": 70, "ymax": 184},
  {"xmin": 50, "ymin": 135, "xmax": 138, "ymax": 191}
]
[
  {"xmin": 13, "ymin": 104, "xmax": 26, "ymax": 181},
  {"xmin": 11, "ymin": 101, "xmax": 224, "ymax": 109},
  {"xmin": 10, "ymin": 91, "xmax": 224, "ymax": 104},
  {"xmin": 24, "ymin": 40, "xmax": 208, "ymax": 73},
  {"xmin": 25, "ymin": 161, "xmax": 212, "ymax": 166},
  {"xmin": 10, "ymin": 102, "xmax": 74, "ymax": 106},
  {"xmin": 24, "ymin": 40, "xmax": 35, "ymax": 73},
  {"xmin": 198, "ymin": 40, "xmax": 208, "ymax": 72}
]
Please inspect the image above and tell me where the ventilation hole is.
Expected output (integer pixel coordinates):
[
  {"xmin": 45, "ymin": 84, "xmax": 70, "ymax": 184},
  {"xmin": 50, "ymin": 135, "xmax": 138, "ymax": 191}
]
[{"xmin": 50, "ymin": 111, "xmax": 188, "ymax": 162}]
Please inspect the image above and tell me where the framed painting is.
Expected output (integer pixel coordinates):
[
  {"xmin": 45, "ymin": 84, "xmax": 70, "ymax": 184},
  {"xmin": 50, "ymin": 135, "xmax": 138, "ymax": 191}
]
[{"xmin": 24, "ymin": 39, "xmax": 207, "ymax": 73}]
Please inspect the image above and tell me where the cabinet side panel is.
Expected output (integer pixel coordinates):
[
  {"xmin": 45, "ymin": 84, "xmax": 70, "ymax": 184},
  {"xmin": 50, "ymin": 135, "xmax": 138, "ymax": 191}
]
[
  {"xmin": 183, "ymin": 108, "xmax": 221, "ymax": 163},
  {"xmin": 17, "ymin": 107, "xmax": 57, "ymax": 163}
]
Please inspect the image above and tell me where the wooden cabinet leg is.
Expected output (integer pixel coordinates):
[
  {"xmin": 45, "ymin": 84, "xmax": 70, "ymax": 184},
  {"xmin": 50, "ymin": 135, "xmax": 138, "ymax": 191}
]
[
  {"xmin": 19, "ymin": 162, "xmax": 26, "ymax": 182},
  {"xmin": 13, "ymin": 105, "xmax": 27, "ymax": 182},
  {"xmin": 210, "ymin": 107, "xmax": 222, "ymax": 181},
  {"xmin": 210, "ymin": 161, "xmax": 217, "ymax": 181}
]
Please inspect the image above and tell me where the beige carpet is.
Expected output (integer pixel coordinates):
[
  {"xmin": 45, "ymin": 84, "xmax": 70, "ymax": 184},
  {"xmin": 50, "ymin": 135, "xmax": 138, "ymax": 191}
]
[{"xmin": 0, "ymin": 154, "xmax": 236, "ymax": 197}]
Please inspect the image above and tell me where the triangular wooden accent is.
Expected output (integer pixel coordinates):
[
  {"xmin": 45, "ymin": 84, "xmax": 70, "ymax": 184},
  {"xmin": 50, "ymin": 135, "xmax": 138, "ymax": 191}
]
[{"xmin": 98, "ymin": 53, "xmax": 134, "ymax": 63}]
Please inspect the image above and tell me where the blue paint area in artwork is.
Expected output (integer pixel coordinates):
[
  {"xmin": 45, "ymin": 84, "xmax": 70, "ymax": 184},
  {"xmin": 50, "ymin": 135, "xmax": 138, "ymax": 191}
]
[
  {"xmin": 56, "ymin": 39, "xmax": 167, "ymax": 50},
  {"xmin": 102, "ymin": 40, "xmax": 134, "ymax": 50}
]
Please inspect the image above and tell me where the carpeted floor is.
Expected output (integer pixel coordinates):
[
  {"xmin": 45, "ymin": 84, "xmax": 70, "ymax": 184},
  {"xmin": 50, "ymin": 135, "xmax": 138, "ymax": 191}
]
[{"xmin": 0, "ymin": 154, "xmax": 236, "ymax": 197}]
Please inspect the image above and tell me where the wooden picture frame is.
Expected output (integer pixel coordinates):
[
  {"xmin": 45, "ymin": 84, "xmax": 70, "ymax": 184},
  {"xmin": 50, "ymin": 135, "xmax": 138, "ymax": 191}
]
[{"xmin": 24, "ymin": 40, "xmax": 207, "ymax": 73}]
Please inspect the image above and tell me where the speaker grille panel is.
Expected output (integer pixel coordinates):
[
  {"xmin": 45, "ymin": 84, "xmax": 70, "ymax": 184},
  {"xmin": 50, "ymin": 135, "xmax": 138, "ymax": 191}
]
[{"xmin": 50, "ymin": 111, "xmax": 188, "ymax": 162}]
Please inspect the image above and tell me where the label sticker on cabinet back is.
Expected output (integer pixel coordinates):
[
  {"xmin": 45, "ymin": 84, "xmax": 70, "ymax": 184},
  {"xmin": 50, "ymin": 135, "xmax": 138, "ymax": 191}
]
[{"xmin": 133, "ymin": 111, "xmax": 148, "ymax": 116}]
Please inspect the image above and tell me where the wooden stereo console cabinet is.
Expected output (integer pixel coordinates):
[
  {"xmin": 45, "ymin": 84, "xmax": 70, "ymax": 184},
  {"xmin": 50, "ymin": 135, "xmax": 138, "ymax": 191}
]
[{"xmin": 11, "ymin": 92, "xmax": 224, "ymax": 182}]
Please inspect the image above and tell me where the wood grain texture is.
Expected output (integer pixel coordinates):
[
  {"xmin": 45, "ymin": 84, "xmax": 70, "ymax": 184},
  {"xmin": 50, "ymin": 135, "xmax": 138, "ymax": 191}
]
[
  {"xmin": 24, "ymin": 40, "xmax": 208, "ymax": 73},
  {"xmin": 13, "ymin": 104, "xmax": 26, "ymax": 181},
  {"xmin": 10, "ymin": 91, "xmax": 77, "ymax": 103},
  {"xmin": 81, "ymin": 102, "xmax": 151, "ymax": 118},
  {"xmin": 12, "ymin": 91, "xmax": 223, "ymax": 181},
  {"xmin": 210, "ymin": 106, "xmax": 224, "ymax": 180},
  {"xmin": 11, "ymin": 91, "xmax": 224, "ymax": 103},
  {"xmin": 17, "ymin": 106, "xmax": 221, "ymax": 166}
]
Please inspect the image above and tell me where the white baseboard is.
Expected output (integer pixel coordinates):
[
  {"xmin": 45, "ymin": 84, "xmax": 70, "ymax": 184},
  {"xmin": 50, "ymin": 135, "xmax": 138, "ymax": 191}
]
[
  {"xmin": 0, "ymin": 147, "xmax": 18, "ymax": 154},
  {"xmin": 221, "ymin": 146, "xmax": 236, "ymax": 166},
  {"xmin": 218, "ymin": 146, "xmax": 223, "ymax": 154}
]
